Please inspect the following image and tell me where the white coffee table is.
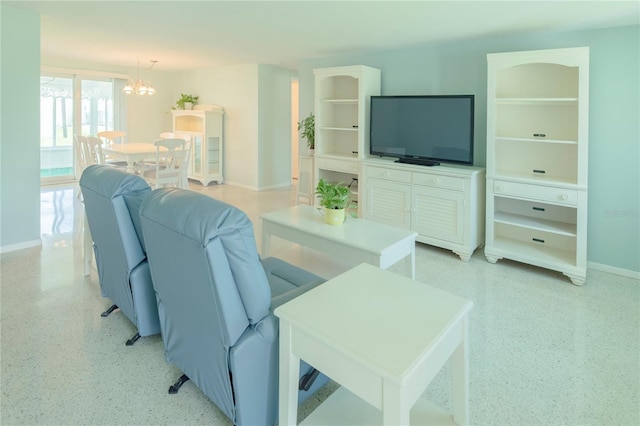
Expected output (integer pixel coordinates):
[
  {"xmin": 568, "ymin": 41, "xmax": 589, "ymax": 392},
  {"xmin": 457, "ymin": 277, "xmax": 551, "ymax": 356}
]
[
  {"xmin": 275, "ymin": 263, "xmax": 474, "ymax": 425},
  {"xmin": 260, "ymin": 205, "xmax": 418, "ymax": 278}
]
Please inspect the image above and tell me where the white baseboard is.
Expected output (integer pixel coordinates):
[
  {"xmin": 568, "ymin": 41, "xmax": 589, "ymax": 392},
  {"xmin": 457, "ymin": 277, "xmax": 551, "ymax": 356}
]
[
  {"xmin": 588, "ymin": 261, "xmax": 640, "ymax": 280},
  {"xmin": 223, "ymin": 181, "xmax": 293, "ymax": 192},
  {"xmin": 0, "ymin": 239, "xmax": 42, "ymax": 254},
  {"xmin": 222, "ymin": 180, "xmax": 259, "ymax": 191},
  {"xmin": 256, "ymin": 182, "xmax": 293, "ymax": 191}
]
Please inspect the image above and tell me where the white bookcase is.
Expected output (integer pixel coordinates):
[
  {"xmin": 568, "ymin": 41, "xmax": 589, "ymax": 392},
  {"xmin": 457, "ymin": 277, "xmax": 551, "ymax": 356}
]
[
  {"xmin": 172, "ymin": 105, "xmax": 224, "ymax": 186},
  {"xmin": 313, "ymin": 65, "xmax": 381, "ymax": 216},
  {"xmin": 485, "ymin": 47, "xmax": 589, "ymax": 285},
  {"xmin": 362, "ymin": 158, "xmax": 485, "ymax": 261}
]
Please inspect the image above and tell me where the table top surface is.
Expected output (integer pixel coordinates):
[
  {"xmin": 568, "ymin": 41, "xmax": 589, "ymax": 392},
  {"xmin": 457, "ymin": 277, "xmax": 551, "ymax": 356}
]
[
  {"xmin": 274, "ymin": 263, "xmax": 473, "ymax": 380},
  {"xmin": 102, "ymin": 143, "xmax": 157, "ymax": 155},
  {"xmin": 261, "ymin": 205, "xmax": 417, "ymax": 253}
]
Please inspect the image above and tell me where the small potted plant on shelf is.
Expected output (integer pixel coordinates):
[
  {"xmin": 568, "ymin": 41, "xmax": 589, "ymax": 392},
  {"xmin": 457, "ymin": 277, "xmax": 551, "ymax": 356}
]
[
  {"xmin": 315, "ymin": 178, "xmax": 354, "ymax": 225},
  {"xmin": 297, "ymin": 112, "xmax": 315, "ymax": 155},
  {"xmin": 174, "ymin": 93, "xmax": 199, "ymax": 110}
]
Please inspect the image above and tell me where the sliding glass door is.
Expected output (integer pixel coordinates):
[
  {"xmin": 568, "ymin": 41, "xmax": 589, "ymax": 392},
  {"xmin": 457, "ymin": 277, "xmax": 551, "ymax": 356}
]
[
  {"xmin": 40, "ymin": 75, "xmax": 74, "ymax": 182},
  {"xmin": 81, "ymin": 79, "xmax": 115, "ymax": 139},
  {"xmin": 40, "ymin": 72, "xmax": 123, "ymax": 183}
]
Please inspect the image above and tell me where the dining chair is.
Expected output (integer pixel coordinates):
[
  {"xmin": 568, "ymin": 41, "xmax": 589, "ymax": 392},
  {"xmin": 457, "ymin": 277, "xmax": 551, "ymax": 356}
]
[
  {"xmin": 174, "ymin": 133, "xmax": 192, "ymax": 187},
  {"xmin": 142, "ymin": 138, "xmax": 191, "ymax": 189},
  {"xmin": 159, "ymin": 132, "xmax": 175, "ymax": 139},
  {"xmin": 97, "ymin": 130, "xmax": 126, "ymax": 145},
  {"xmin": 83, "ymin": 136, "xmax": 107, "ymax": 165},
  {"xmin": 74, "ymin": 135, "xmax": 89, "ymax": 174},
  {"xmin": 97, "ymin": 131, "xmax": 129, "ymax": 167}
]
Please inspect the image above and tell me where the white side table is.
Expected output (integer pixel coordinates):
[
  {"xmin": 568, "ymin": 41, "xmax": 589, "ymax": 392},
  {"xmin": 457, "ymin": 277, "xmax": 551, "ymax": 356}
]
[{"xmin": 275, "ymin": 263, "xmax": 473, "ymax": 425}]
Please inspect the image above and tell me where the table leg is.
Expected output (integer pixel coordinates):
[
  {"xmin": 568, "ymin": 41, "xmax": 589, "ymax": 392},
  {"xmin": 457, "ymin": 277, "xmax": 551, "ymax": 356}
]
[
  {"xmin": 410, "ymin": 245, "xmax": 416, "ymax": 280},
  {"xmin": 83, "ymin": 211, "xmax": 92, "ymax": 276},
  {"xmin": 451, "ymin": 316, "xmax": 470, "ymax": 425},
  {"xmin": 125, "ymin": 161, "xmax": 138, "ymax": 174},
  {"xmin": 382, "ymin": 381, "xmax": 410, "ymax": 425},
  {"xmin": 278, "ymin": 320, "xmax": 300, "ymax": 425},
  {"xmin": 261, "ymin": 226, "xmax": 271, "ymax": 257}
]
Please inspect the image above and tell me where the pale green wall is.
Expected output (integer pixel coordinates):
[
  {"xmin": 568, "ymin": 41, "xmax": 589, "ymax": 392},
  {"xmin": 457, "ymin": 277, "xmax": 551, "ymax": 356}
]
[
  {"xmin": 258, "ymin": 64, "xmax": 295, "ymax": 189},
  {"xmin": 1, "ymin": 5, "xmax": 41, "ymax": 250},
  {"xmin": 186, "ymin": 64, "xmax": 294, "ymax": 190},
  {"xmin": 299, "ymin": 25, "xmax": 640, "ymax": 273},
  {"xmin": 185, "ymin": 64, "xmax": 260, "ymax": 189}
]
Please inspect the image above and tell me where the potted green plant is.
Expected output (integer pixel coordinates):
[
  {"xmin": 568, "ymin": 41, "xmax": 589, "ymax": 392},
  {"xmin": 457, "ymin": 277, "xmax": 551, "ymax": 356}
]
[
  {"xmin": 315, "ymin": 178, "xmax": 354, "ymax": 225},
  {"xmin": 175, "ymin": 93, "xmax": 199, "ymax": 110},
  {"xmin": 297, "ymin": 112, "xmax": 315, "ymax": 155}
]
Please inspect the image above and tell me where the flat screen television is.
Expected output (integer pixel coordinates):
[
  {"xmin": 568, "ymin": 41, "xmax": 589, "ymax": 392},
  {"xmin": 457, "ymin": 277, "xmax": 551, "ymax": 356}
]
[{"xmin": 369, "ymin": 95, "xmax": 474, "ymax": 166}]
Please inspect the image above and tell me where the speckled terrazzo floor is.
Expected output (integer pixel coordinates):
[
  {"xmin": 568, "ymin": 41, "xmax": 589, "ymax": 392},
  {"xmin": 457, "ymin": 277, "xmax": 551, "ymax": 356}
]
[{"xmin": 1, "ymin": 182, "xmax": 638, "ymax": 425}]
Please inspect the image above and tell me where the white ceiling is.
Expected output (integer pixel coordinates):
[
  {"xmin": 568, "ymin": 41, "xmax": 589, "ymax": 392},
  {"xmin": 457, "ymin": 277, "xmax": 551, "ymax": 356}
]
[{"xmin": 7, "ymin": 0, "xmax": 640, "ymax": 71}]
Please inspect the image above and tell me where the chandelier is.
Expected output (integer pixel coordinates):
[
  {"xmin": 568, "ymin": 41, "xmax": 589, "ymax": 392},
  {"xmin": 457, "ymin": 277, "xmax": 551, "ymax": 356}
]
[{"xmin": 123, "ymin": 59, "xmax": 157, "ymax": 95}]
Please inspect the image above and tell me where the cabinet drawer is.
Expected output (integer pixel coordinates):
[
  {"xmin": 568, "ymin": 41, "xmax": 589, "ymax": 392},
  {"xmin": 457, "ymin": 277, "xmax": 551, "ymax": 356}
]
[
  {"xmin": 365, "ymin": 166, "xmax": 411, "ymax": 183},
  {"xmin": 494, "ymin": 180, "xmax": 578, "ymax": 205},
  {"xmin": 317, "ymin": 158, "xmax": 358, "ymax": 174},
  {"xmin": 412, "ymin": 173, "xmax": 464, "ymax": 191}
]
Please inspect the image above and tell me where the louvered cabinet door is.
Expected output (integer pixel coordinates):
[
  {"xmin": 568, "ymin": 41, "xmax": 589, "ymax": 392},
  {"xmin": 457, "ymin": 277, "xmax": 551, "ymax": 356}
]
[
  {"xmin": 412, "ymin": 185, "xmax": 464, "ymax": 244},
  {"xmin": 365, "ymin": 178, "xmax": 411, "ymax": 229}
]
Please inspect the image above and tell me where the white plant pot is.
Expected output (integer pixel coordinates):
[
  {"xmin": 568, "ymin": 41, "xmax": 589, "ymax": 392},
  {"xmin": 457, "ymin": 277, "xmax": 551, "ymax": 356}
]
[
  {"xmin": 324, "ymin": 208, "xmax": 345, "ymax": 226},
  {"xmin": 184, "ymin": 102, "xmax": 194, "ymax": 110},
  {"xmin": 307, "ymin": 148, "xmax": 315, "ymax": 156}
]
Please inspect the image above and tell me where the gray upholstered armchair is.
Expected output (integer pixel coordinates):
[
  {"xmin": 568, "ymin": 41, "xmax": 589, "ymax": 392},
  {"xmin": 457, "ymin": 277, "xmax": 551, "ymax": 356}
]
[
  {"xmin": 79, "ymin": 165, "xmax": 161, "ymax": 345},
  {"xmin": 139, "ymin": 188, "xmax": 328, "ymax": 426}
]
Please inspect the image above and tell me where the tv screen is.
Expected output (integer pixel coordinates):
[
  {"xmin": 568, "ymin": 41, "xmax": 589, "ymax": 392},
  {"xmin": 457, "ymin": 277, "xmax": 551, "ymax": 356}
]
[{"xmin": 369, "ymin": 95, "xmax": 474, "ymax": 166}]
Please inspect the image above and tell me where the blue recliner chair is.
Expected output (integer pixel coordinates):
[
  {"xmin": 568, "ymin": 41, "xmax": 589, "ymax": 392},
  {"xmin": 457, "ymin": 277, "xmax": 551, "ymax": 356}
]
[
  {"xmin": 79, "ymin": 165, "xmax": 161, "ymax": 345},
  {"xmin": 139, "ymin": 188, "xmax": 328, "ymax": 426}
]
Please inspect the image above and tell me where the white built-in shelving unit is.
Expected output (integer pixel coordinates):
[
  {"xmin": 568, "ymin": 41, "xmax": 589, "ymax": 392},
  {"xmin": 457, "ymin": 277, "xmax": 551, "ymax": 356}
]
[
  {"xmin": 313, "ymin": 65, "xmax": 381, "ymax": 216},
  {"xmin": 485, "ymin": 47, "xmax": 589, "ymax": 285}
]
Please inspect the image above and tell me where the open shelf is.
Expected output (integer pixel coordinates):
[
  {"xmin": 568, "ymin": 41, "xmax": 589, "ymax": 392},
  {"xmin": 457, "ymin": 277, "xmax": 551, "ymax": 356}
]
[
  {"xmin": 489, "ymin": 236, "xmax": 577, "ymax": 268},
  {"xmin": 320, "ymin": 99, "xmax": 358, "ymax": 104},
  {"xmin": 494, "ymin": 212, "xmax": 576, "ymax": 236},
  {"xmin": 495, "ymin": 136, "xmax": 578, "ymax": 145},
  {"xmin": 495, "ymin": 97, "xmax": 578, "ymax": 105},
  {"xmin": 320, "ymin": 127, "xmax": 358, "ymax": 132}
]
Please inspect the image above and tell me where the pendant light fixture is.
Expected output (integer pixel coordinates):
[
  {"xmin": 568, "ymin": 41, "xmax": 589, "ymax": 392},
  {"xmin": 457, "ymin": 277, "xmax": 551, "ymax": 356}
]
[{"xmin": 123, "ymin": 59, "xmax": 157, "ymax": 95}]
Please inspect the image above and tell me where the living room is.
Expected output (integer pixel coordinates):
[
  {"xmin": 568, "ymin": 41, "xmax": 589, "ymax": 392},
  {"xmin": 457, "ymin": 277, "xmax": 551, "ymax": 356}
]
[
  {"xmin": 1, "ymin": 2, "xmax": 639, "ymax": 425},
  {"xmin": 2, "ymin": 3, "xmax": 638, "ymax": 276}
]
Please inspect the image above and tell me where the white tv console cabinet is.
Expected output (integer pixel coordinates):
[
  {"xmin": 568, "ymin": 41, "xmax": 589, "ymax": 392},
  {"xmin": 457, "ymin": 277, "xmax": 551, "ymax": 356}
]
[{"xmin": 362, "ymin": 158, "xmax": 485, "ymax": 261}]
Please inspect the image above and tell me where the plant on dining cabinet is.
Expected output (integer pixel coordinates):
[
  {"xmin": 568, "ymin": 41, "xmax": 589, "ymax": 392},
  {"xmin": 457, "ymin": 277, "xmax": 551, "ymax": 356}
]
[
  {"xmin": 315, "ymin": 178, "xmax": 354, "ymax": 225},
  {"xmin": 174, "ymin": 94, "xmax": 199, "ymax": 110}
]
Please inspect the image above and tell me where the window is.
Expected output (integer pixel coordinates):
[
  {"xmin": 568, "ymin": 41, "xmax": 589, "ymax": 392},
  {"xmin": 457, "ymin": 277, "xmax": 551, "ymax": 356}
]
[{"xmin": 40, "ymin": 70, "xmax": 127, "ymax": 183}]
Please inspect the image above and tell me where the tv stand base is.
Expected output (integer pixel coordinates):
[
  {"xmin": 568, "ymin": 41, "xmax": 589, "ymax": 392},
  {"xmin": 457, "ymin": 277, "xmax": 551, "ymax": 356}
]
[{"xmin": 396, "ymin": 157, "xmax": 440, "ymax": 167}]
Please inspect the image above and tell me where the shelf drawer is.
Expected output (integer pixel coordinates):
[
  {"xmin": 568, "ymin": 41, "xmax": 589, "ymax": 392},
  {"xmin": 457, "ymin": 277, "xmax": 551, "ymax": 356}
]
[
  {"xmin": 364, "ymin": 166, "xmax": 411, "ymax": 183},
  {"xmin": 316, "ymin": 158, "xmax": 359, "ymax": 174},
  {"xmin": 493, "ymin": 180, "xmax": 578, "ymax": 205},
  {"xmin": 413, "ymin": 173, "xmax": 464, "ymax": 191}
]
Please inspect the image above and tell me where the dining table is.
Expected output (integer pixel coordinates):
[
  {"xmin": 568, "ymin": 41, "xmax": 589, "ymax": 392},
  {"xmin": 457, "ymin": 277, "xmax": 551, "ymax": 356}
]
[{"xmin": 102, "ymin": 142, "xmax": 159, "ymax": 173}]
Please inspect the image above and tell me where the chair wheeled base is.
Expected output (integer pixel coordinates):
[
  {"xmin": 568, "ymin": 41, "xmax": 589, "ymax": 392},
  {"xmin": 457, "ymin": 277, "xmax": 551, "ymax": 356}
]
[
  {"xmin": 168, "ymin": 374, "xmax": 190, "ymax": 394},
  {"xmin": 125, "ymin": 332, "xmax": 141, "ymax": 346},
  {"xmin": 101, "ymin": 304, "xmax": 118, "ymax": 317}
]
